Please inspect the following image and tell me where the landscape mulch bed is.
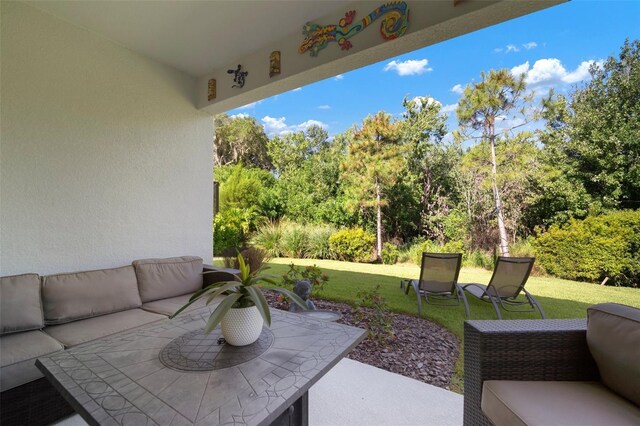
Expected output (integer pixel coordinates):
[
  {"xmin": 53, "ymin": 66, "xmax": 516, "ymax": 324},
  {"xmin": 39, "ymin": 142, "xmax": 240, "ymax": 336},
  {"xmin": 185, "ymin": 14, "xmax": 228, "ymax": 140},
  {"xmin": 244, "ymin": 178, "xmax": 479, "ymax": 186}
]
[{"xmin": 265, "ymin": 292, "xmax": 460, "ymax": 389}]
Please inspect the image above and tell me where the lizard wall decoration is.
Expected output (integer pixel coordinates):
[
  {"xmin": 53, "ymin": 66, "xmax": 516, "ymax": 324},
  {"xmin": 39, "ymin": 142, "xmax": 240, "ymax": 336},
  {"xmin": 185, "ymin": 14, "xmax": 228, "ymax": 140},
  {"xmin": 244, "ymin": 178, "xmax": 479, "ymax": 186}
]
[{"xmin": 298, "ymin": 1, "xmax": 409, "ymax": 57}]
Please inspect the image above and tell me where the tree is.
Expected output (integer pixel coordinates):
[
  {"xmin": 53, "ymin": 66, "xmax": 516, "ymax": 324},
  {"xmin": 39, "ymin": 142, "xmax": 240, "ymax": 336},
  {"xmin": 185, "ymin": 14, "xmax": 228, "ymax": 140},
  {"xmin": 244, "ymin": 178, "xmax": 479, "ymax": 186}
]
[
  {"xmin": 541, "ymin": 39, "xmax": 640, "ymax": 209},
  {"xmin": 213, "ymin": 114, "xmax": 272, "ymax": 169},
  {"xmin": 342, "ymin": 112, "xmax": 406, "ymax": 260},
  {"xmin": 456, "ymin": 69, "xmax": 533, "ymax": 256},
  {"xmin": 401, "ymin": 96, "xmax": 459, "ymax": 242}
]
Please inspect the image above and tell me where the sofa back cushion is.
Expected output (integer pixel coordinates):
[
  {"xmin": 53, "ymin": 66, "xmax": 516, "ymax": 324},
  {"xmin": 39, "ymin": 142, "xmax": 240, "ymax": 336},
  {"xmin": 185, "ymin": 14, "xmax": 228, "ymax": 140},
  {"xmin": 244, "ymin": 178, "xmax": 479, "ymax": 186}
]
[
  {"xmin": 0, "ymin": 274, "xmax": 43, "ymax": 335},
  {"xmin": 587, "ymin": 303, "xmax": 640, "ymax": 406},
  {"xmin": 42, "ymin": 266, "xmax": 142, "ymax": 325},
  {"xmin": 133, "ymin": 256, "xmax": 203, "ymax": 303}
]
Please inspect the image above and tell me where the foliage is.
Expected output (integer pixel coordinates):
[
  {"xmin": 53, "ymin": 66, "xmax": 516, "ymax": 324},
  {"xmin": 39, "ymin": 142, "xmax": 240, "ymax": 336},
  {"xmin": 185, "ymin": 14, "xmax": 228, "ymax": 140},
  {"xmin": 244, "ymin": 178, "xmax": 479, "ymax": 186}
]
[
  {"xmin": 306, "ymin": 225, "xmax": 337, "ymax": 259},
  {"xmin": 456, "ymin": 69, "xmax": 534, "ymax": 256},
  {"xmin": 171, "ymin": 253, "xmax": 307, "ymax": 333},
  {"xmin": 214, "ymin": 114, "xmax": 272, "ymax": 169},
  {"xmin": 541, "ymin": 39, "xmax": 640, "ymax": 209},
  {"xmin": 464, "ymin": 250, "xmax": 494, "ymax": 270},
  {"xmin": 250, "ymin": 221, "xmax": 283, "ymax": 258},
  {"xmin": 401, "ymin": 96, "xmax": 459, "ymax": 241},
  {"xmin": 281, "ymin": 263, "xmax": 330, "ymax": 294},
  {"xmin": 342, "ymin": 112, "xmax": 406, "ymax": 259},
  {"xmin": 281, "ymin": 222, "xmax": 308, "ymax": 258},
  {"xmin": 355, "ymin": 285, "xmax": 396, "ymax": 345},
  {"xmin": 217, "ymin": 164, "xmax": 279, "ymax": 221},
  {"xmin": 224, "ymin": 247, "xmax": 269, "ymax": 274},
  {"xmin": 328, "ymin": 228, "xmax": 376, "ymax": 263},
  {"xmin": 381, "ymin": 242, "xmax": 400, "ymax": 265},
  {"xmin": 534, "ymin": 210, "xmax": 640, "ymax": 286},
  {"xmin": 213, "ymin": 208, "xmax": 249, "ymax": 255},
  {"xmin": 408, "ymin": 238, "xmax": 439, "ymax": 265}
]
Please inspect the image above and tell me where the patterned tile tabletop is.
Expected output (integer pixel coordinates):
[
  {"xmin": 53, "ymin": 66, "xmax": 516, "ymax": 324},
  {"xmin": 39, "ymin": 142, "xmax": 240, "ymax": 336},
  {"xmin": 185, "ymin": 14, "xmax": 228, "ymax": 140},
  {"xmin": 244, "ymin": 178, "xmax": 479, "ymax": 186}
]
[{"xmin": 36, "ymin": 308, "xmax": 366, "ymax": 426}]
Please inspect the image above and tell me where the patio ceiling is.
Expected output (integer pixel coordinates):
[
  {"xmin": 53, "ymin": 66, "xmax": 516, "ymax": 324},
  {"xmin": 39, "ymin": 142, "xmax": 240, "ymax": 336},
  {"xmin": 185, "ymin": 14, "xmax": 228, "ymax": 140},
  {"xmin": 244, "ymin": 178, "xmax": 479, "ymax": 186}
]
[{"xmin": 28, "ymin": 1, "xmax": 565, "ymax": 113}]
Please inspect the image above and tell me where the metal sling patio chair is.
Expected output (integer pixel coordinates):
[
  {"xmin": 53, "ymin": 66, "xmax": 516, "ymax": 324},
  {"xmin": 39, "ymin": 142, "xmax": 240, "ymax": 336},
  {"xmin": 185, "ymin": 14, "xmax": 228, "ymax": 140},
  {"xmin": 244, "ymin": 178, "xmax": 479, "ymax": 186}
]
[
  {"xmin": 400, "ymin": 252, "xmax": 470, "ymax": 318},
  {"xmin": 460, "ymin": 256, "xmax": 546, "ymax": 319}
]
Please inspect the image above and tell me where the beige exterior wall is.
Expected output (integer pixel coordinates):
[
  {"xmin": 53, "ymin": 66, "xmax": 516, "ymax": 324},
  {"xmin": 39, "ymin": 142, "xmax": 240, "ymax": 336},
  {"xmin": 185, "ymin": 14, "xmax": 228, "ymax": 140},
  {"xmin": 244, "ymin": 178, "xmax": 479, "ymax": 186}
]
[{"xmin": 0, "ymin": 2, "xmax": 213, "ymax": 275}]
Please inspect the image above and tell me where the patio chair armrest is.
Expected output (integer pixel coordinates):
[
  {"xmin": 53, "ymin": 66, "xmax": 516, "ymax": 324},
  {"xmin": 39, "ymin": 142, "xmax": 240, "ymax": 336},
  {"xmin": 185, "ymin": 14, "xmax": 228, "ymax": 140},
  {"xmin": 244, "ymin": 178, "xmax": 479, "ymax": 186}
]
[{"xmin": 463, "ymin": 319, "xmax": 599, "ymax": 426}]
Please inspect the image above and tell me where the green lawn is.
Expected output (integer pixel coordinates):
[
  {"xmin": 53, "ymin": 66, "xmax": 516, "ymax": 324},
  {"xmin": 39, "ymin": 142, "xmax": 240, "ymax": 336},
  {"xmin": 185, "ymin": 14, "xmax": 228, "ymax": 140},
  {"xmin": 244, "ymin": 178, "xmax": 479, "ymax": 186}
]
[{"xmin": 246, "ymin": 258, "xmax": 640, "ymax": 392}]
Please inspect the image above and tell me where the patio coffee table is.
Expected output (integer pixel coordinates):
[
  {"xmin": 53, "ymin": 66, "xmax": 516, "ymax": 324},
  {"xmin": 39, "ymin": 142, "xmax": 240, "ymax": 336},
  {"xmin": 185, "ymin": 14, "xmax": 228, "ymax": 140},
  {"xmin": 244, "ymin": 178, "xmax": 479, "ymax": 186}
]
[{"xmin": 36, "ymin": 308, "xmax": 365, "ymax": 426}]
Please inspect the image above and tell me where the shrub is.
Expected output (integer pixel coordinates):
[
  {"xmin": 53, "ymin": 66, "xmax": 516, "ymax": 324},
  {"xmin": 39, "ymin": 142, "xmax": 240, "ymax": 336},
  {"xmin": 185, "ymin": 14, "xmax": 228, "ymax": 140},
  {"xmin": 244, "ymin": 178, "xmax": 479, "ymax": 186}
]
[
  {"xmin": 281, "ymin": 263, "xmax": 330, "ymax": 294},
  {"xmin": 534, "ymin": 210, "xmax": 640, "ymax": 286},
  {"xmin": 409, "ymin": 239, "xmax": 439, "ymax": 265},
  {"xmin": 381, "ymin": 242, "xmax": 400, "ymax": 265},
  {"xmin": 281, "ymin": 222, "xmax": 308, "ymax": 258},
  {"xmin": 464, "ymin": 250, "xmax": 494, "ymax": 270},
  {"xmin": 224, "ymin": 247, "xmax": 269, "ymax": 273},
  {"xmin": 251, "ymin": 221, "xmax": 283, "ymax": 258},
  {"xmin": 329, "ymin": 228, "xmax": 375, "ymax": 262},
  {"xmin": 306, "ymin": 225, "xmax": 337, "ymax": 260},
  {"xmin": 356, "ymin": 285, "xmax": 395, "ymax": 345},
  {"xmin": 213, "ymin": 208, "xmax": 248, "ymax": 255}
]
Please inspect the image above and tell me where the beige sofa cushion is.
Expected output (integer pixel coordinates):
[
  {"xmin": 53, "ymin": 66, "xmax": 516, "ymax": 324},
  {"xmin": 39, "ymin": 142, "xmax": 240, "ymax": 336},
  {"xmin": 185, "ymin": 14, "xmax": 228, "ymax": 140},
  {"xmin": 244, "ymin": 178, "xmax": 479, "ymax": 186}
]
[
  {"xmin": 44, "ymin": 309, "xmax": 165, "ymax": 347},
  {"xmin": 0, "ymin": 330, "xmax": 64, "ymax": 391},
  {"xmin": 587, "ymin": 303, "xmax": 640, "ymax": 406},
  {"xmin": 142, "ymin": 292, "xmax": 221, "ymax": 316},
  {"xmin": 133, "ymin": 256, "xmax": 203, "ymax": 303},
  {"xmin": 0, "ymin": 274, "xmax": 43, "ymax": 335},
  {"xmin": 42, "ymin": 266, "xmax": 142, "ymax": 325},
  {"xmin": 482, "ymin": 380, "xmax": 640, "ymax": 426}
]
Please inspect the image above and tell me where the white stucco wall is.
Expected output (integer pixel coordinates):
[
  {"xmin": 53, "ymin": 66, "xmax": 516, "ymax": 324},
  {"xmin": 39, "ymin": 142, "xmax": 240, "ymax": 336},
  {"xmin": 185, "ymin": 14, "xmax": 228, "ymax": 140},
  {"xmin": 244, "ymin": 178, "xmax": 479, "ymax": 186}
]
[{"xmin": 0, "ymin": 2, "xmax": 213, "ymax": 275}]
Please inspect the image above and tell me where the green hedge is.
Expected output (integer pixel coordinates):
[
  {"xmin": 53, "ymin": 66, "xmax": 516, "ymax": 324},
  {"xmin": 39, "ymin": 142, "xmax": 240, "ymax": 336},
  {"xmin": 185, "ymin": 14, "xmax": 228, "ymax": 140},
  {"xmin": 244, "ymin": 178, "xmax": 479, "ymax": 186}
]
[
  {"xmin": 328, "ymin": 228, "xmax": 375, "ymax": 262},
  {"xmin": 534, "ymin": 210, "xmax": 640, "ymax": 286}
]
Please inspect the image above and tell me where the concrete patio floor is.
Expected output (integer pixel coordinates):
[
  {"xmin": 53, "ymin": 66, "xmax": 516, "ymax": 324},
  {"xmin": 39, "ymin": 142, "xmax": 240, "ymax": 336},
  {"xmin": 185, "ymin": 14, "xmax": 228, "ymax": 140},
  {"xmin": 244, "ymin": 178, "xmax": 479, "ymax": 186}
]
[{"xmin": 53, "ymin": 358, "xmax": 463, "ymax": 426}]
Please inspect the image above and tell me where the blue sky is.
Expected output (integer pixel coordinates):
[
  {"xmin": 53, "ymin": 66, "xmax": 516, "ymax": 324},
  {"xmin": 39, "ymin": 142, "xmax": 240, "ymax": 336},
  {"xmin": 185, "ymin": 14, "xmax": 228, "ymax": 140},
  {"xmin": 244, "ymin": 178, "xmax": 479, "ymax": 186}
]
[{"xmin": 229, "ymin": 0, "xmax": 640, "ymax": 138}]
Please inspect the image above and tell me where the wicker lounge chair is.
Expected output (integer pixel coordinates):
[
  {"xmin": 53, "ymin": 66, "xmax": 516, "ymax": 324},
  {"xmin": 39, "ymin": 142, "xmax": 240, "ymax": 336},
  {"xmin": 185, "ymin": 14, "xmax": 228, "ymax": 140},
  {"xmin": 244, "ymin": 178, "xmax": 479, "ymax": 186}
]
[
  {"xmin": 401, "ymin": 252, "xmax": 470, "ymax": 318},
  {"xmin": 460, "ymin": 256, "xmax": 545, "ymax": 319}
]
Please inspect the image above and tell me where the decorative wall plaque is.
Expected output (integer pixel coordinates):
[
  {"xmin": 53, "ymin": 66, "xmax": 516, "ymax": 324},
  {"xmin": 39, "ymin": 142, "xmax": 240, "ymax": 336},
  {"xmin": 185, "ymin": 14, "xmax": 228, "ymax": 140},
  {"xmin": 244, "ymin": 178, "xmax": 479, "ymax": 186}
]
[
  {"xmin": 298, "ymin": 1, "xmax": 409, "ymax": 57},
  {"xmin": 227, "ymin": 64, "xmax": 248, "ymax": 88},
  {"xmin": 207, "ymin": 78, "xmax": 216, "ymax": 101},
  {"xmin": 270, "ymin": 51, "xmax": 281, "ymax": 77}
]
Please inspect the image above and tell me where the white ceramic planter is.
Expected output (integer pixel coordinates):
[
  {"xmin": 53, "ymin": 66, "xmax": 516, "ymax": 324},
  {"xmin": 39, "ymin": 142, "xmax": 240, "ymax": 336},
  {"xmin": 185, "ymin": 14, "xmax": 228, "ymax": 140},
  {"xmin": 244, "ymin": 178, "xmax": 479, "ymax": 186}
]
[{"xmin": 220, "ymin": 306, "xmax": 264, "ymax": 346}]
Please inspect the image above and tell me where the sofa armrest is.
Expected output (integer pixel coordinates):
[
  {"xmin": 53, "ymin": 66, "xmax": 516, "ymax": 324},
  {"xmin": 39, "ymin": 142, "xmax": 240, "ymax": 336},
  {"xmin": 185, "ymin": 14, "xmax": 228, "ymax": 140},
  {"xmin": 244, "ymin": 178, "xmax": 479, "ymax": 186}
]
[{"xmin": 463, "ymin": 319, "xmax": 599, "ymax": 426}]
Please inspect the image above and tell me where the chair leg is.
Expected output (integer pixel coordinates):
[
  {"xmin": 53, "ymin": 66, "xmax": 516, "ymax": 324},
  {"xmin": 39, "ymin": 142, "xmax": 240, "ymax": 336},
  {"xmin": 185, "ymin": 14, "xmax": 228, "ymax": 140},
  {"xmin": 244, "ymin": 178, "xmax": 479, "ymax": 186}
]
[
  {"xmin": 524, "ymin": 289, "xmax": 546, "ymax": 319},
  {"xmin": 487, "ymin": 294, "xmax": 502, "ymax": 320},
  {"xmin": 455, "ymin": 284, "xmax": 471, "ymax": 319},
  {"xmin": 411, "ymin": 282, "xmax": 422, "ymax": 316}
]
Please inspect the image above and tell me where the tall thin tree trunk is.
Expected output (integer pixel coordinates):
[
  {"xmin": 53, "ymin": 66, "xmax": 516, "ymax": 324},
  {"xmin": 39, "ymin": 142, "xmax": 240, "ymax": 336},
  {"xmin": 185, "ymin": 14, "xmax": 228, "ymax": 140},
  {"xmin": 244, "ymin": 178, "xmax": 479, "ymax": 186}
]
[
  {"xmin": 489, "ymin": 134, "xmax": 510, "ymax": 257},
  {"xmin": 375, "ymin": 179, "xmax": 383, "ymax": 261}
]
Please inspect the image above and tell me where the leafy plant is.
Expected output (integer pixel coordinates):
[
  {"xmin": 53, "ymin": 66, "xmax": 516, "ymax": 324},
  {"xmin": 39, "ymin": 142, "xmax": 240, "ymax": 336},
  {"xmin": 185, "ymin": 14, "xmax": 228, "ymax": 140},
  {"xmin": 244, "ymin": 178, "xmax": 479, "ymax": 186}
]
[
  {"xmin": 381, "ymin": 242, "xmax": 400, "ymax": 265},
  {"xmin": 224, "ymin": 247, "xmax": 269, "ymax": 274},
  {"xmin": 170, "ymin": 253, "xmax": 307, "ymax": 333},
  {"xmin": 355, "ymin": 285, "xmax": 395, "ymax": 345},
  {"xmin": 281, "ymin": 223, "xmax": 308, "ymax": 258},
  {"xmin": 213, "ymin": 208, "xmax": 248, "ymax": 255},
  {"xmin": 328, "ymin": 228, "xmax": 375, "ymax": 262},
  {"xmin": 251, "ymin": 221, "xmax": 283, "ymax": 258},
  {"xmin": 281, "ymin": 263, "xmax": 330, "ymax": 294},
  {"xmin": 306, "ymin": 225, "xmax": 337, "ymax": 259}
]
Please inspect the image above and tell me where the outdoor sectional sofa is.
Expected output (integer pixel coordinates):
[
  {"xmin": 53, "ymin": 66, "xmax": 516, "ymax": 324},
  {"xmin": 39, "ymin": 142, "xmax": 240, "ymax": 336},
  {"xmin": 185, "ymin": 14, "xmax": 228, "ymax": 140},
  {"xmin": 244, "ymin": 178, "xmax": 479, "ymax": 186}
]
[
  {"xmin": 0, "ymin": 256, "xmax": 221, "ymax": 425},
  {"xmin": 464, "ymin": 302, "xmax": 640, "ymax": 425}
]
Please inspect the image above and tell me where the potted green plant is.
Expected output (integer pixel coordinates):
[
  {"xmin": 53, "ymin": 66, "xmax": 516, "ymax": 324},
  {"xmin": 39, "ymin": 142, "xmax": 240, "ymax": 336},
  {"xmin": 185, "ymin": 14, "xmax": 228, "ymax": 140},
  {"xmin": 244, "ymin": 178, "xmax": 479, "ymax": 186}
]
[{"xmin": 170, "ymin": 253, "xmax": 307, "ymax": 346}]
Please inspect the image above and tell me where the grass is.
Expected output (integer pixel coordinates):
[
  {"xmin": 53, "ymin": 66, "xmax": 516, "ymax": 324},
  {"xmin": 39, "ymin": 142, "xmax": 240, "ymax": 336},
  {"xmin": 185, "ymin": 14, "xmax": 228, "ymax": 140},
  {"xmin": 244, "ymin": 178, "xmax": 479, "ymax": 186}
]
[{"xmin": 215, "ymin": 257, "xmax": 640, "ymax": 392}]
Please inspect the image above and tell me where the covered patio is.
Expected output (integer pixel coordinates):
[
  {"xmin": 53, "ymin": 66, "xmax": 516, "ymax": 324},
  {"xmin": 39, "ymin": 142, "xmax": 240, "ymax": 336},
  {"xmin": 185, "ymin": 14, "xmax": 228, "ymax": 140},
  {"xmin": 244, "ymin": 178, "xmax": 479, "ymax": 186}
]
[{"xmin": 2, "ymin": 1, "xmax": 567, "ymax": 425}]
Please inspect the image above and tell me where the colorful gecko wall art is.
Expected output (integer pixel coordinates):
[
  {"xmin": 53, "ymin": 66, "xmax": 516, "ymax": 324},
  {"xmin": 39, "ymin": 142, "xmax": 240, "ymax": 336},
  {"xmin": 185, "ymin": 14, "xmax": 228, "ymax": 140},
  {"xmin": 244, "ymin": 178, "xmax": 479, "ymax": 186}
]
[{"xmin": 299, "ymin": 1, "xmax": 409, "ymax": 57}]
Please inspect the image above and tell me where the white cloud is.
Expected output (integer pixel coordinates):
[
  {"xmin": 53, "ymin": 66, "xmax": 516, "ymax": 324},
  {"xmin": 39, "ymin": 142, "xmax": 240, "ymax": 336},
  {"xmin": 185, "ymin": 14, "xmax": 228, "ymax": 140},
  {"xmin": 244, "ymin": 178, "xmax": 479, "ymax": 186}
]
[
  {"xmin": 384, "ymin": 59, "xmax": 432, "ymax": 76},
  {"xmin": 510, "ymin": 61, "xmax": 530, "ymax": 77},
  {"xmin": 333, "ymin": 74, "xmax": 344, "ymax": 81},
  {"xmin": 230, "ymin": 113, "xmax": 249, "ymax": 119},
  {"xmin": 451, "ymin": 84, "xmax": 464, "ymax": 95},
  {"xmin": 494, "ymin": 41, "xmax": 538, "ymax": 54},
  {"xmin": 510, "ymin": 58, "xmax": 603, "ymax": 87},
  {"xmin": 506, "ymin": 44, "xmax": 520, "ymax": 53},
  {"xmin": 261, "ymin": 116, "xmax": 328, "ymax": 136},
  {"xmin": 237, "ymin": 100, "xmax": 261, "ymax": 110},
  {"xmin": 318, "ymin": 105, "xmax": 331, "ymax": 110},
  {"xmin": 292, "ymin": 87, "xmax": 303, "ymax": 92},
  {"xmin": 441, "ymin": 103, "xmax": 458, "ymax": 114}
]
